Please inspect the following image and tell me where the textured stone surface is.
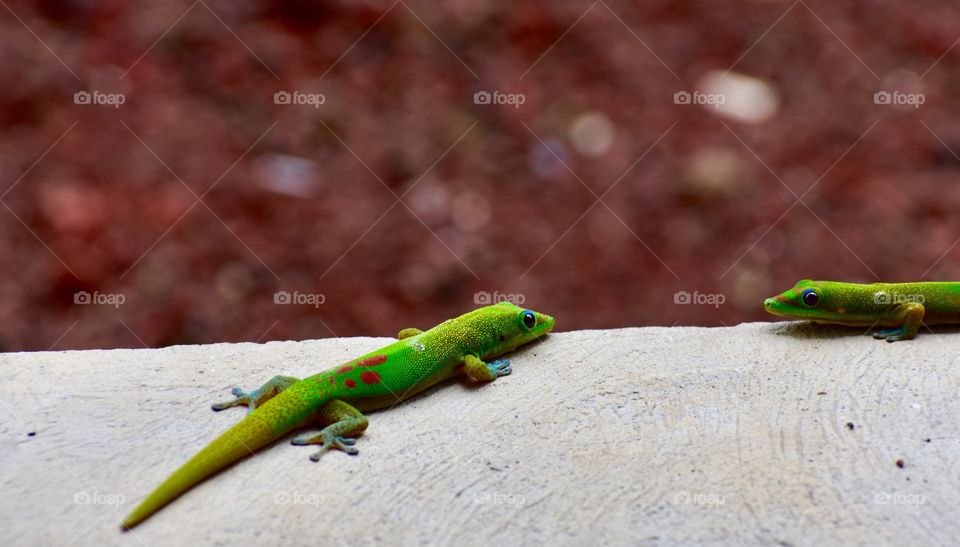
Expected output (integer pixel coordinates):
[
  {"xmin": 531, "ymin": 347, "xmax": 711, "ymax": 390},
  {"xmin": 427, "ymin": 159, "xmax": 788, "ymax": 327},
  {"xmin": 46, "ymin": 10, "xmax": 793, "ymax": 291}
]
[{"xmin": 2, "ymin": 322, "xmax": 958, "ymax": 545}]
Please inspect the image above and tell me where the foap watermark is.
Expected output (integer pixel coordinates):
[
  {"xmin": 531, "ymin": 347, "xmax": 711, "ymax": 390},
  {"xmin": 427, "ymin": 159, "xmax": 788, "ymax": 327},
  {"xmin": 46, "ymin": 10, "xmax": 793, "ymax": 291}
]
[
  {"xmin": 274, "ymin": 90, "xmax": 326, "ymax": 108},
  {"xmin": 274, "ymin": 290, "xmax": 325, "ymax": 308},
  {"xmin": 874, "ymin": 491, "xmax": 925, "ymax": 506},
  {"xmin": 673, "ymin": 90, "xmax": 725, "ymax": 108},
  {"xmin": 474, "ymin": 291, "xmax": 526, "ymax": 306},
  {"xmin": 473, "ymin": 491, "xmax": 526, "ymax": 506},
  {"xmin": 873, "ymin": 291, "xmax": 925, "ymax": 305},
  {"xmin": 74, "ymin": 290, "xmax": 125, "ymax": 308},
  {"xmin": 673, "ymin": 290, "xmax": 725, "ymax": 308},
  {"xmin": 874, "ymin": 90, "xmax": 924, "ymax": 109},
  {"xmin": 473, "ymin": 90, "xmax": 525, "ymax": 108},
  {"xmin": 274, "ymin": 491, "xmax": 326, "ymax": 506},
  {"xmin": 74, "ymin": 90, "xmax": 125, "ymax": 108},
  {"xmin": 673, "ymin": 491, "xmax": 726, "ymax": 507},
  {"xmin": 74, "ymin": 491, "xmax": 126, "ymax": 506}
]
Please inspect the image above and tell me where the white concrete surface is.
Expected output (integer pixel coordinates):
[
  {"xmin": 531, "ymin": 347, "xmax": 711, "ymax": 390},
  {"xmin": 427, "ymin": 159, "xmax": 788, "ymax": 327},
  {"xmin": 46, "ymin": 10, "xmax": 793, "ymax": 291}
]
[{"xmin": 2, "ymin": 322, "xmax": 958, "ymax": 546}]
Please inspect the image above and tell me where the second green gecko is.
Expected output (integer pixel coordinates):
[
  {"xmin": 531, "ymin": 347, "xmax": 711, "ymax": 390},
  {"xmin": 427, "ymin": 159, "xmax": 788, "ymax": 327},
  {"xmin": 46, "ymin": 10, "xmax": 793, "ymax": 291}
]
[
  {"xmin": 764, "ymin": 279, "xmax": 960, "ymax": 341},
  {"xmin": 122, "ymin": 302, "xmax": 555, "ymax": 529}
]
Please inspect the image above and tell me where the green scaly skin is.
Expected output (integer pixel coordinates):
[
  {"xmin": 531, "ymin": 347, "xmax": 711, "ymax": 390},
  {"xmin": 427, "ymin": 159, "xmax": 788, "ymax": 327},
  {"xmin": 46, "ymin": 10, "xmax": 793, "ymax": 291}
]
[
  {"xmin": 764, "ymin": 279, "xmax": 960, "ymax": 342},
  {"xmin": 121, "ymin": 302, "xmax": 555, "ymax": 530}
]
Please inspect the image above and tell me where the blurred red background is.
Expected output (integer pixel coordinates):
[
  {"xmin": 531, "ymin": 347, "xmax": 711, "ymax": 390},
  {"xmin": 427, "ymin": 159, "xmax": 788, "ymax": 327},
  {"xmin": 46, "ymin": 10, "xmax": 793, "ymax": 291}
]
[{"xmin": 3, "ymin": 0, "xmax": 960, "ymax": 351}]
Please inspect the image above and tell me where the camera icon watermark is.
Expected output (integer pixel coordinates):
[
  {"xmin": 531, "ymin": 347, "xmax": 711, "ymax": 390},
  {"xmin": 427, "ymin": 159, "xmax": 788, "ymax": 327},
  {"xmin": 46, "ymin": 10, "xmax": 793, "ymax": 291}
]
[
  {"xmin": 73, "ymin": 491, "xmax": 126, "ymax": 506},
  {"xmin": 473, "ymin": 491, "xmax": 526, "ymax": 506},
  {"xmin": 874, "ymin": 491, "xmax": 925, "ymax": 506},
  {"xmin": 673, "ymin": 90, "xmax": 726, "ymax": 108},
  {"xmin": 274, "ymin": 490, "xmax": 325, "ymax": 506},
  {"xmin": 74, "ymin": 290, "xmax": 125, "ymax": 308},
  {"xmin": 274, "ymin": 290, "xmax": 325, "ymax": 308},
  {"xmin": 474, "ymin": 291, "xmax": 526, "ymax": 306},
  {"xmin": 673, "ymin": 290, "xmax": 725, "ymax": 308},
  {"xmin": 872, "ymin": 291, "xmax": 924, "ymax": 305},
  {"xmin": 873, "ymin": 90, "xmax": 924, "ymax": 109},
  {"xmin": 274, "ymin": 90, "xmax": 326, "ymax": 108},
  {"xmin": 672, "ymin": 490, "xmax": 726, "ymax": 506},
  {"xmin": 74, "ymin": 90, "xmax": 125, "ymax": 108},
  {"xmin": 473, "ymin": 90, "xmax": 525, "ymax": 109}
]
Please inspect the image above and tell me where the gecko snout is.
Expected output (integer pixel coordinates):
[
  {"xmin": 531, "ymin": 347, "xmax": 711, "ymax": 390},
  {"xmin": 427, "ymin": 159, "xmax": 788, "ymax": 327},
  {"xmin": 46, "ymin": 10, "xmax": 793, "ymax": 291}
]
[
  {"xmin": 763, "ymin": 296, "xmax": 788, "ymax": 312},
  {"xmin": 543, "ymin": 315, "xmax": 555, "ymax": 331}
]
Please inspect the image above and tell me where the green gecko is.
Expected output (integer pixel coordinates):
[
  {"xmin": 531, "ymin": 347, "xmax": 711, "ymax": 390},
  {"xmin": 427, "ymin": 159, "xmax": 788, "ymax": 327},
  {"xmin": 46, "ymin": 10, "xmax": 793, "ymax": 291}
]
[
  {"xmin": 764, "ymin": 279, "xmax": 960, "ymax": 341},
  {"xmin": 122, "ymin": 302, "xmax": 555, "ymax": 530}
]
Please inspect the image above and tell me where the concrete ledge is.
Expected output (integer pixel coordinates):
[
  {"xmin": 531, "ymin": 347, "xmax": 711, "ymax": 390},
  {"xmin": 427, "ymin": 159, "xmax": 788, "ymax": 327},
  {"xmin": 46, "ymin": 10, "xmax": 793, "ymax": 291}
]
[{"xmin": 2, "ymin": 322, "xmax": 958, "ymax": 545}]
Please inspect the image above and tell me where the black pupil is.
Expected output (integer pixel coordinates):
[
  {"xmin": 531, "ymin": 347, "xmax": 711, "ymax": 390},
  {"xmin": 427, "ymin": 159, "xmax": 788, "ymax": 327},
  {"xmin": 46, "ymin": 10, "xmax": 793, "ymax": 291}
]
[
  {"xmin": 803, "ymin": 291, "xmax": 819, "ymax": 306},
  {"xmin": 523, "ymin": 312, "xmax": 536, "ymax": 328}
]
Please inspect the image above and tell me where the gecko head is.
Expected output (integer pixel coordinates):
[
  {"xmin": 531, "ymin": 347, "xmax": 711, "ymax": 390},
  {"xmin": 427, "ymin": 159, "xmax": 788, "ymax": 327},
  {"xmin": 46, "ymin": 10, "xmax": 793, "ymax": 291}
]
[
  {"xmin": 484, "ymin": 302, "xmax": 555, "ymax": 357},
  {"xmin": 763, "ymin": 279, "xmax": 838, "ymax": 320}
]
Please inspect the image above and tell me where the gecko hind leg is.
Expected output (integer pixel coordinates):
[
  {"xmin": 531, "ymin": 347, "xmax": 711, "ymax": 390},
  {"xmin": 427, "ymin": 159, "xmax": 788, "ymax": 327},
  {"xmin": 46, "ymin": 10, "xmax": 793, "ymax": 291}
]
[
  {"xmin": 212, "ymin": 375, "xmax": 300, "ymax": 413},
  {"xmin": 291, "ymin": 400, "xmax": 368, "ymax": 461},
  {"xmin": 872, "ymin": 303, "xmax": 924, "ymax": 342}
]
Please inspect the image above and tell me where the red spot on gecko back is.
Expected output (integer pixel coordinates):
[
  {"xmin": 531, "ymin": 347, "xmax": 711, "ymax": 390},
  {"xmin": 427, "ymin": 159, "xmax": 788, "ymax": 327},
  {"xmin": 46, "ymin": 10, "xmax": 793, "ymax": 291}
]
[
  {"xmin": 344, "ymin": 378, "xmax": 357, "ymax": 388},
  {"xmin": 337, "ymin": 365, "xmax": 354, "ymax": 374},
  {"xmin": 318, "ymin": 376, "xmax": 336, "ymax": 392},
  {"xmin": 360, "ymin": 370, "xmax": 382, "ymax": 385},
  {"xmin": 357, "ymin": 355, "xmax": 388, "ymax": 367}
]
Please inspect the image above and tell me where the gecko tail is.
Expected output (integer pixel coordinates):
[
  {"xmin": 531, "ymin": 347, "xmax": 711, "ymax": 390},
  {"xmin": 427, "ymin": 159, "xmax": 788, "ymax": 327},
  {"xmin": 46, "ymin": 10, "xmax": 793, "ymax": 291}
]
[{"xmin": 121, "ymin": 413, "xmax": 280, "ymax": 531}]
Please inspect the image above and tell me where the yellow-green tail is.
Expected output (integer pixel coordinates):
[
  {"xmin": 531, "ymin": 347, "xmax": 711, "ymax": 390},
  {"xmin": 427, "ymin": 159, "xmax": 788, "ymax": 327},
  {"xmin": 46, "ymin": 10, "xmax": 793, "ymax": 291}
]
[{"xmin": 121, "ymin": 413, "xmax": 280, "ymax": 530}]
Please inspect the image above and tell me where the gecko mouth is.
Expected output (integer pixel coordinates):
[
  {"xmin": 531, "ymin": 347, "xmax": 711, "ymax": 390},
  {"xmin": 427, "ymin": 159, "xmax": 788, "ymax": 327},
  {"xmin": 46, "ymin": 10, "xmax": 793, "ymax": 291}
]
[
  {"xmin": 543, "ymin": 315, "xmax": 556, "ymax": 332},
  {"xmin": 763, "ymin": 295, "xmax": 796, "ymax": 316}
]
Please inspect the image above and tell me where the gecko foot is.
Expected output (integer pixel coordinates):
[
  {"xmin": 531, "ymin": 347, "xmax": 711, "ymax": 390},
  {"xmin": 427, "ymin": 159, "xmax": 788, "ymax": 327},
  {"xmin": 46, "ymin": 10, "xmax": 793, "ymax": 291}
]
[
  {"xmin": 487, "ymin": 359, "xmax": 512, "ymax": 378},
  {"xmin": 872, "ymin": 328, "xmax": 913, "ymax": 342},
  {"xmin": 212, "ymin": 375, "xmax": 299, "ymax": 413},
  {"xmin": 292, "ymin": 432, "xmax": 359, "ymax": 461},
  {"xmin": 212, "ymin": 387, "xmax": 256, "ymax": 412}
]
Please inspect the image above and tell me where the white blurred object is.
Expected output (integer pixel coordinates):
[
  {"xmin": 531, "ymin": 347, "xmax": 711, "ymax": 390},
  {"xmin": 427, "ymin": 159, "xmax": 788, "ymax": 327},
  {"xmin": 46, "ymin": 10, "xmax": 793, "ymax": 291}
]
[
  {"xmin": 685, "ymin": 148, "xmax": 743, "ymax": 197},
  {"xmin": 568, "ymin": 112, "xmax": 615, "ymax": 156},
  {"xmin": 699, "ymin": 70, "xmax": 779, "ymax": 123},
  {"xmin": 254, "ymin": 154, "xmax": 321, "ymax": 198}
]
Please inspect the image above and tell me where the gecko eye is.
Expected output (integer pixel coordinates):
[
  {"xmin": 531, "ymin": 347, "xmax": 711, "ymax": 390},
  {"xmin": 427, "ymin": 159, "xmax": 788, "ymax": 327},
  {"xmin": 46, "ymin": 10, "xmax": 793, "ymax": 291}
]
[
  {"xmin": 801, "ymin": 289, "xmax": 819, "ymax": 307},
  {"xmin": 520, "ymin": 310, "xmax": 537, "ymax": 329}
]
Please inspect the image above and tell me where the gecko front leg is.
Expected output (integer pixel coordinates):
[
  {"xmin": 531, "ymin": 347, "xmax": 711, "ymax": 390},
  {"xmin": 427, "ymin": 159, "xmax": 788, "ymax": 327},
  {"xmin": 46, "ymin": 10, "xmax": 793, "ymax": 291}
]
[
  {"xmin": 873, "ymin": 302, "xmax": 925, "ymax": 342},
  {"xmin": 462, "ymin": 354, "xmax": 512, "ymax": 382}
]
